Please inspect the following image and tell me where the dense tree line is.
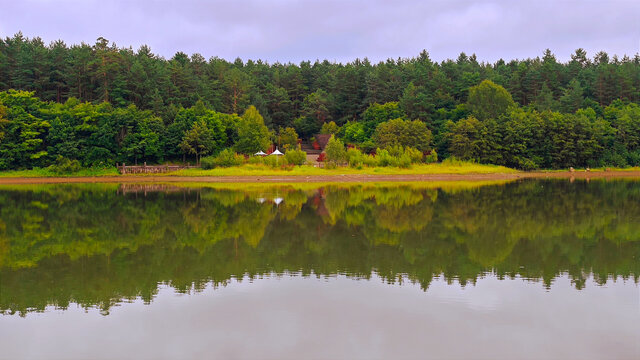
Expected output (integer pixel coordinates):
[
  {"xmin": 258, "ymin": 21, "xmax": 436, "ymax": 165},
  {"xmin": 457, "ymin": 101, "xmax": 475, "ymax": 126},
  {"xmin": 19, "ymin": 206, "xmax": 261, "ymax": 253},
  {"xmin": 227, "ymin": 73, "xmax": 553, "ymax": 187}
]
[
  {"xmin": 3, "ymin": 33, "xmax": 640, "ymax": 124},
  {"xmin": 2, "ymin": 33, "xmax": 640, "ymax": 169}
]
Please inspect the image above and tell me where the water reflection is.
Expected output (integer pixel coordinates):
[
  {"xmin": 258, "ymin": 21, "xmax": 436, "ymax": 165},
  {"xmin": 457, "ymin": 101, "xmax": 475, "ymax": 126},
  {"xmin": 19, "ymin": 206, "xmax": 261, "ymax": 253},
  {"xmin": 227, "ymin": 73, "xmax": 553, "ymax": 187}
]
[{"xmin": 0, "ymin": 180, "xmax": 638, "ymax": 316}]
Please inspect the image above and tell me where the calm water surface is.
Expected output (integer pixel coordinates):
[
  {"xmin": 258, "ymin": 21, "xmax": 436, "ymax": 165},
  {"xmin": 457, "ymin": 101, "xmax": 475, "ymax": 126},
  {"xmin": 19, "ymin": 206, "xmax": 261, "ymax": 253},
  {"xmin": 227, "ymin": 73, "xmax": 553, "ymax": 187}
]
[{"xmin": 0, "ymin": 180, "xmax": 638, "ymax": 359}]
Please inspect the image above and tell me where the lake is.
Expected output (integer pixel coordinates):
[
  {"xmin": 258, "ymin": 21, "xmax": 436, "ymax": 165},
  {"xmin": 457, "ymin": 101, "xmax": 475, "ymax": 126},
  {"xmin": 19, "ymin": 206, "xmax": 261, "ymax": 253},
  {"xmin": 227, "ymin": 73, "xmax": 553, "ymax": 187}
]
[{"xmin": 0, "ymin": 180, "xmax": 638, "ymax": 359}]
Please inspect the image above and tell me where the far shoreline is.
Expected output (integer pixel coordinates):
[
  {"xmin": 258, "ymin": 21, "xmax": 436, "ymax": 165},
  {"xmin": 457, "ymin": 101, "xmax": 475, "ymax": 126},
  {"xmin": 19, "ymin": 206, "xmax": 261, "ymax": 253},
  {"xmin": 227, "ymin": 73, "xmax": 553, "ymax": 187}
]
[{"xmin": 1, "ymin": 170, "xmax": 640, "ymax": 184}]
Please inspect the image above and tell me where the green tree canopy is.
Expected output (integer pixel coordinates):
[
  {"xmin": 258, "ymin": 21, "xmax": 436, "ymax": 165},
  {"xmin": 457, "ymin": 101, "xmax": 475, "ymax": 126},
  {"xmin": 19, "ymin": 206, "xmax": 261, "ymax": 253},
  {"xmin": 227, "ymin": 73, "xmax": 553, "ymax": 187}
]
[
  {"xmin": 324, "ymin": 135, "xmax": 347, "ymax": 164},
  {"xmin": 235, "ymin": 105, "xmax": 271, "ymax": 154},
  {"xmin": 278, "ymin": 127, "xmax": 299, "ymax": 151},
  {"xmin": 362, "ymin": 102, "xmax": 406, "ymax": 138},
  {"xmin": 467, "ymin": 80, "xmax": 515, "ymax": 121},
  {"xmin": 373, "ymin": 118, "xmax": 433, "ymax": 152},
  {"xmin": 179, "ymin": 120, "xmax": 214, "ymax": 165},
  {"xmin": 320, "ymin": 121, "xmax": 340, "ymax": 135}
]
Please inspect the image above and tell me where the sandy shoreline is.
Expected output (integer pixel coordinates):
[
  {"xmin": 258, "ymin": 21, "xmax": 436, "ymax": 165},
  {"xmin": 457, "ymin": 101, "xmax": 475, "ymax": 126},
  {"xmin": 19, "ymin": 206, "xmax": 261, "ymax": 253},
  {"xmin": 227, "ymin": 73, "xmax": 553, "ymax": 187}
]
[{"xmin": 1, "ymin": 171, "xmax": 640, "ymax": 184}]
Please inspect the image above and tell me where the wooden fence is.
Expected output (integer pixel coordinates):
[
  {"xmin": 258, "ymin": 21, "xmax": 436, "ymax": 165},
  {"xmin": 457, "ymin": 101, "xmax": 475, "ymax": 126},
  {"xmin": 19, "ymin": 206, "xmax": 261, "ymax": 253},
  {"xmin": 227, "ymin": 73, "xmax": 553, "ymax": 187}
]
[{"xmin": 118, "ymin": 163, "xmax": 199, "ymax": 174}]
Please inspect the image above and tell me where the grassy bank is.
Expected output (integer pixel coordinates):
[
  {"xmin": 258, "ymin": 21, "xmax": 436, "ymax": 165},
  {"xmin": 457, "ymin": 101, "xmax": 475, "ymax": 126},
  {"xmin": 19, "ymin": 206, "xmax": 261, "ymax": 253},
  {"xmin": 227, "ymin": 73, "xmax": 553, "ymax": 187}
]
[
  {"xmin": 0, "ymin": 161, "xmax": 516, "ymax": 178},
  {"xmin": 5, "ymin": 162, "xmax": 640, "ymax": 179},
  {"xmin": 165, "ymin": 162, "xmax": 517, "ymax": 177},
  {"xmin": 0, "ymin": 167, "xmax": 119, "ymax": 178}
]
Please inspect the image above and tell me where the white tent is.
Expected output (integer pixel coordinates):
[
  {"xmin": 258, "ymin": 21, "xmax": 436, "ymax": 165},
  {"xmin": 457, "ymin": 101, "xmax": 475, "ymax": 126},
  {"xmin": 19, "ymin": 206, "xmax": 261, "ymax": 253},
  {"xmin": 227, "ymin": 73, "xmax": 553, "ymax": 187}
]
[
  {"xmin": 254, "ymin": 150, "xmax": 266, "ymax": 156},
  {"xmin": 270, "ymin": 148, "xmax": 283, "ymax": 156}
]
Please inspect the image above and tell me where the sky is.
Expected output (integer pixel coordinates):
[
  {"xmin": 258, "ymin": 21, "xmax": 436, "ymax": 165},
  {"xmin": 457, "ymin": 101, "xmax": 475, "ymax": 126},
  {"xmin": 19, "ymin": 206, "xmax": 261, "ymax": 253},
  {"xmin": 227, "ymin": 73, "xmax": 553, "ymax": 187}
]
[{"xmin": 1, "ymin": 0, "xmax": 639, "ymax": 64}]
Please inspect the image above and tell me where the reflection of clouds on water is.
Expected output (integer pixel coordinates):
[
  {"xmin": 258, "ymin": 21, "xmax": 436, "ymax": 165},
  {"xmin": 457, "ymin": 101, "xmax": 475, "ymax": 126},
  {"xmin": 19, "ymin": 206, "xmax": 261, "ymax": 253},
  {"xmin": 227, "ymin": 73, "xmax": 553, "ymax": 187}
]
[{"xmin": 1, "ymin": 273, "xmax": 637, "ymax": 360}]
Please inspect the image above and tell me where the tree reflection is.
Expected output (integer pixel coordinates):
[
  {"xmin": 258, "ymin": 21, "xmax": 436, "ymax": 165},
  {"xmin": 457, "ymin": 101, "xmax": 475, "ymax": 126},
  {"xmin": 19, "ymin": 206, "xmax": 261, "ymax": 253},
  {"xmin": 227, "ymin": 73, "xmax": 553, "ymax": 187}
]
[{"xmin": 0, "ymin": 180, "xmax": 639, "ymax": 316}]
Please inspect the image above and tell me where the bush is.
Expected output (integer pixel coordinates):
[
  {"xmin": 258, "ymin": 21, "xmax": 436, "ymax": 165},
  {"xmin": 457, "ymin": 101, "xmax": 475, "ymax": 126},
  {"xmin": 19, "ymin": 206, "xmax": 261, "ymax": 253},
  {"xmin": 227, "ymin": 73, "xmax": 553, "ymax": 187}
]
[
  {"xmin": 201, "ymin": 149, "xmax": 245, "ymax": 169},
  {"xmin": 601, "ymin": 150, "xmax": 628, "ymax": 168},
  {"xmin": 387, "ymin": 144, "xmax": 404, "ymax": 157},
  {"xmin": 248, "ymin": 155, "xmax": 265, "ymax": 165},
  {"xmin": 627, "ymin": 150, "xmax": 640, "ymax": 167},
  {"xmin": 378, "ymin": 145, "xmax": 423, "ymax": 166},
  {"xmin": 376, "ymin": 148, "xmax": 395, "ymax": 167},
  {"xmin": 516, "ymin": 157, "xmax": 538, "ymax": 171},
  {"xmin": 325, "ymin": 135, "xmax": 347, "ymax": 165},
  {"xmin": 200, "ymin": 156, "xmax": 216, "ymax": 169},
  {"xmin": 424, "ymin": 149, "xmax": 438, "ymax": 163},
  {"xmin": 48, "ymin": 156, "xmax": 82, "ymax": 174},
  {"xmin": 284, "ymin": 148, "xmax": 307, "ymax": 165},
  {"xmin": 363, "ymin": 154, "xmax": 377, "ymax": 167},
  {"xmin": 442, "ymin": 156, "xmax": 469, "ymax": 166},
  {"xmin": 398, "ymin": 153, "xmax": 412, "ymax": 168},
  {"xmin": 347, "ymin": 148, "xmax": 365, "ymax": 167},
  {"xmin": 405, "ymin": 147, "xmax": 423, "ymax": 163},
  {"xmin": 263, "ymin": 155, "xmax": 282, "ymax": 168},
  {"xmin": 359, "ymin": 139, "xmax": 377, "ymax": 154}
]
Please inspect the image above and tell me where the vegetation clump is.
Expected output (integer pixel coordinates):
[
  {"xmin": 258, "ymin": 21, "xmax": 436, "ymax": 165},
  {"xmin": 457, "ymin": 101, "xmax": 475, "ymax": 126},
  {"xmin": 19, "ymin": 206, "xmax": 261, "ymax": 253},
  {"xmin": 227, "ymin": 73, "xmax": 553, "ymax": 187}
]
[
  {"xmin": 283, "ymin": 148, "xmax": 307, "ymax": 166},
  {"xmin": 201, "ymin": 149, "xmax": 245, "ymax": 169},
  {"xmin": 47, "ymin": 156, "xmax": 81, "ymax": 174}
]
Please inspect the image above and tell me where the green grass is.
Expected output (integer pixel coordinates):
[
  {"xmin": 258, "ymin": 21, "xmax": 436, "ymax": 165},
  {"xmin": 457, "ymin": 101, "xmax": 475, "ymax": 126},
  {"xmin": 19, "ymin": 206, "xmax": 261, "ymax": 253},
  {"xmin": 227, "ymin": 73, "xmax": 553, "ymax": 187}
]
[
  {"xmin": 0, "ymin": 167, "xmax": 119, "ymax": 178},
  {"xmin": 164, "ymin": 161, "xmax": 518, "ymax": 177},
  {"xmin": 6, "ymin": 162, "xmax": 640, "ymax": 179},
  {"xmin": 531, "ymin": 166, "xmax": 640, "ymax": 173}
]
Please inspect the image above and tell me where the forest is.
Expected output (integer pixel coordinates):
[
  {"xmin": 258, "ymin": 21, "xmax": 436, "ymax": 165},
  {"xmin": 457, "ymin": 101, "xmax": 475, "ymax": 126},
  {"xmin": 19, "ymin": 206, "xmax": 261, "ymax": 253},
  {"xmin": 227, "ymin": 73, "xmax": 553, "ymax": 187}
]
[{"xmin": 2, "ymin": 33, "xmax": 640, "ymax": 170}]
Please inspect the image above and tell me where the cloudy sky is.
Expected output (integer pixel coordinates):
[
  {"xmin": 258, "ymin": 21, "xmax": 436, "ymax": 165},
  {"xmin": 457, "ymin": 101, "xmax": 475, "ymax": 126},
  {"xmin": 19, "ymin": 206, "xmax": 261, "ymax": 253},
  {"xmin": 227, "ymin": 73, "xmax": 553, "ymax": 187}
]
[{"xmin": 1, "ymin": 0, "xmax": 639, "ymax": 63}]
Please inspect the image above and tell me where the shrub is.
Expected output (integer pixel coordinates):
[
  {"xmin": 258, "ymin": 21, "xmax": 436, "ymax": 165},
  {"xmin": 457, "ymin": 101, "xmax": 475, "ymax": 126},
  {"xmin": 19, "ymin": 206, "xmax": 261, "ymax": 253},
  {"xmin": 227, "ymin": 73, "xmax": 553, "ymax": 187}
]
[
  {"xmin": 248, "ymin": 155, "xmax": 265, "ymax": 165},
  {"xmin": 200, "ymin": 156, "xmax": 215, "ymax": 169},
  {"xmin": 516, "ymin": 157, "xmax": 538, "ymax": 171},
  {"xmin": 627, "ymin": 150, "xmax": 640, "ymax": 167},
  {"xmin": 398, "ymin": 153, "xmax": 412, "ymax": 168},
  {"xmin": 405, "ymin": 147, "xmax": 423, "ymax": 163},
  {"xmin": 202, "ymin": 149, "xmax": 245, "ymax": 169},
  {"xmin": 363, "ymin": 154, "xmax": 377, "ymax": 167},
  {"xmin": 48, "ymin": 156, "xmax": 82, "ymax": 174},
  {"xmin": 325, "ymin": 135, "xmax": 347, "ymax": 165},
  {"xmin": 424, "ymin": 150, "xmax": 438, "ymax": 163},
  {"xmin": 442, "ymin": 156, "xmax": 468, "ymax": 166},
  {"xmin": 359, "ymin": 139, "xmax": 377, "ymax": 154},
  {"xmin": 284, "ymin": 148, "xmax": 307, "ymax": 165},
  {"xmin": 387, "ymin": 144, "xmax": 404, "ymax": 157},
  {"xmin": 347, "ymin": 148, "xmax": 365, "ymax": 167},
  {"xmin": 262, "ymin": 155, "xmax": 283, "ymax": 168},
  {"xmin": 376, "ymin": 148, "xmax": 395, "ymax": 167},
  {"xmin": 601, "ymin": 150, "xmax": 628, "ymax": 168}
]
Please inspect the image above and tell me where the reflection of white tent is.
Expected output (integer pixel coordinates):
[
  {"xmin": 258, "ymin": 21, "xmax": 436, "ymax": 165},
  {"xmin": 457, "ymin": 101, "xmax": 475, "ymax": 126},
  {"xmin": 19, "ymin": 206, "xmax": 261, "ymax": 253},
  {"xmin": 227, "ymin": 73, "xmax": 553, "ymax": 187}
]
[
  {"xmin": 270, "ymin": 148, "xmax": 284, "ymax": 166},
  {"xmin": 254, "ymin": 151, "xmax": 266, "ymax": 156},
  {"xmin": 274, "ymin": 197, "xmax": 283, "ymax": 205}
]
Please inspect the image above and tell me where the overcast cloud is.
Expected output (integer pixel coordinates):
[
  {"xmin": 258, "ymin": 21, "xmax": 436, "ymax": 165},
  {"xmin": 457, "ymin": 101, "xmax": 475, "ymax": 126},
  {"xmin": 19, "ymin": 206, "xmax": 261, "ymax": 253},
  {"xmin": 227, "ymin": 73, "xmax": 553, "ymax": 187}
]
[{"xmin": 1, "ymin": 0, "xmax": 639, "ymax": 63}]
